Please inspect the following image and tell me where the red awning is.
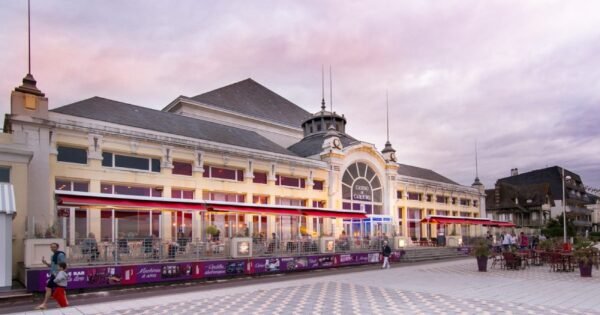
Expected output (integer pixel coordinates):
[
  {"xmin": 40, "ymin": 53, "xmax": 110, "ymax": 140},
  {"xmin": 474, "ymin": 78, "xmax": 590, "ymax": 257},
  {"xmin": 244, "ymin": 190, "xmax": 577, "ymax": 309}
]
[
  {"xmin": 57, "ymin": 195, "xmax": 206, "ymax": 211},
  {"xmin": 302, "ymin": 210, "xmax": 368, "ymax": 219},
  {"xmin": 485, "ymin": 220, "xmax": 516, "ymax": 228},
  {"xmin": 206, "ymin": 204, "xmax": 301, "ymax": 216},
  {"xmin": 421, "ymin": 216, "xmax": 492, "ymax": 225}
]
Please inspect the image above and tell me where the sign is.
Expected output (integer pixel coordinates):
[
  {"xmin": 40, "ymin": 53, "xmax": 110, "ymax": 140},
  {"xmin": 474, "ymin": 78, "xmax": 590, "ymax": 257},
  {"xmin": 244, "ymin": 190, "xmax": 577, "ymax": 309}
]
[
  {"xmin": 352, "ymin": 178, "xmax": 372, "ymax": 201},
  {"xmin": 26, "ymin": 252, "xmax": 381, "ymax": 292}
]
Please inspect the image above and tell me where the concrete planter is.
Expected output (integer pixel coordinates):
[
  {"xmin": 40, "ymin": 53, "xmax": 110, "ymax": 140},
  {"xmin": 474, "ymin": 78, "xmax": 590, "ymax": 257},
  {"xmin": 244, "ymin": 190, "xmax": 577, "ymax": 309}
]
[
  {"xmin": 393, "ymin": 237, "xmax": 410, "ymax": 250},
  {"xmin": 477, "ymin": 256, "xmax": 488, "ymax": 272},
  {"xmin": 446, "ymin": 236, "xmax": 463, "ymax": 247},
  {"xmin": 230, "ymin": 237, "xmax": 252, "ymax": 258},
  {"xmin": 319, "ymin": 237, "xmax": 335, "ymax": 254},
  {"xmin": 24, "ymin": 238, "xmax": 65, "ymax": 268}
]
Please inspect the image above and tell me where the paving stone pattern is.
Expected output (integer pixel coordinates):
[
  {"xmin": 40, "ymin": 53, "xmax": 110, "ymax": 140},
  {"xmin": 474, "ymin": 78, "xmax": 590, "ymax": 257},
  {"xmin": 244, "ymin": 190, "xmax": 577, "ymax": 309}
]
[{"xmin": 18, "ymin": 259, "xmax": 600, "ymax": 315}]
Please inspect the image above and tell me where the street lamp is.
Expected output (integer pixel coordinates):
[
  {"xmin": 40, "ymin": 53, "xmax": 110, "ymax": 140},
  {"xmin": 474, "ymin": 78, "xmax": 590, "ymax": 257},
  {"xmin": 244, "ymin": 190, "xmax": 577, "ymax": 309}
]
[{"xmin": 561, "ymin": 167, "xmax": 572, "ymax": 243}]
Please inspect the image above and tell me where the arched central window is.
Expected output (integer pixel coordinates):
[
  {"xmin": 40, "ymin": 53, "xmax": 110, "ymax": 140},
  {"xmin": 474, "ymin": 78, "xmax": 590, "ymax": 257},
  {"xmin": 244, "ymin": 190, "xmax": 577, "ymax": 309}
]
[{"xmin": 341, "ymin": 162, "xmax": 382, "ymax": 214}]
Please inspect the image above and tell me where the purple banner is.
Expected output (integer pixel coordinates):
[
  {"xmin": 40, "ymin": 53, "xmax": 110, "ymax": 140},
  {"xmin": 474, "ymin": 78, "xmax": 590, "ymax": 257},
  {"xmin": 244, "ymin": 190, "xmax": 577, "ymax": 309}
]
[{"xmin": 26, "ymin": 252, "xmax": 381, "ymax": 292}]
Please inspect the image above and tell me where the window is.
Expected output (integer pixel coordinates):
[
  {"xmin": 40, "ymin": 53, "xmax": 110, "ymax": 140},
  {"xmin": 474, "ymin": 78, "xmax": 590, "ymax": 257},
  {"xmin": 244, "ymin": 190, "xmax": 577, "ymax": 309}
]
[
  {"xmin": 313, "ymin": 180, "xmax": 324, "ymax": 191},
  {"xmin": 101, "ymin": 183, "xmax": 162, "ymax": 197},
  {"xmin": 203, "ymin": 191, "xmax": 245, "ymax": 203},
  {"xmin": 203, "ymin": 165, "xmax": 244, "ymax": 181},
  {"xmin": 451, "ymin": 197, "xmax": 457, "ymax": 205},
  {"xmin": 437, "ymin": 210, "xmax": 450, "ymax": 216},
  {"xmin": 407, "ymin": 208, "xmax": 422, "ymax": 239},
  {"xmin": 102, "ymin": 152, "xmax": 160, "ymax": 173},
  {"xmin": 276, "ymin": 175, "xmax": 306, "ymax": 188},
  {"xmin": 426, "ymin": 194, "xmax": 433, "ymax": 202},
  {"xmin": 252, "ymin": 195, "xmax": 269, "ymax": 204},
  {"xmin": 275, "ymin": 197, "xmax": 306, "ymax": 207},
  {"xmin": 0, "ymin": 167, "xmax": 10, "ymax": 183},
  {"xmin": 172, "ymin": 161, "xmax": 192, "ymax": 176},
  {"xmin": 407, "ymin": 192, "xmax": 421, "ymax": 201},
  {"xmin": 312, "ymin": 200, "xmax": 326, "ymax": 208},
  {"xmin": 172, "ymin": 189, "xmax": 194, "ymax": 199},
  {"xmin": 436, "ymin": 195, "xmax": 446, "ymax": 203},
  {"xmin": 253, "ymin": 171, "xmax": 268, "ymax": 184},
  {"xmin": 55, "ymin": 179, "xmax": 89, "ymax": 192},
  {"xmin": 460, "ymin": 212, "xmax": 470, "ymax": 217},
  {"xmin": 397, "ymin": 191, "xmax": 403, "ymax": 199},
  {"xmin": 460, "ymin": 198, "xmax": 470, "ymax": 206},
  {"xmin": 341, "ymin": 162, "xmax": 383, "ymax": 213},
  {"xmin": 473, "ymin": 200, "xmax": 478, "ymax": 207},
  {"xmin": 57, "ymin": 146, "xmax": 87, "ymax": 164}
]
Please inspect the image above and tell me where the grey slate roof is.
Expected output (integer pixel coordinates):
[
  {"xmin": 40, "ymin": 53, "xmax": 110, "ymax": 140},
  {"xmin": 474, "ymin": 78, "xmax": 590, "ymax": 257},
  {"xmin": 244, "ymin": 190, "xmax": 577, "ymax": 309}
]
[
  {"xmin": 51, "ymin": 97, "xmax": 298, "ymax": 156},
  {"xmin": 497, "ymin": 166, "xmax": 586, "ymax": 203},
  {"xmin": 190, "ymin": 78, "xmax": 312, "ymax": 128},
  {"xmin": 396, "ymin": 164, "xmax": 459, "ymax": 185},
  {"xmin": 287, "ymin": 133, "xmax": 359, "ymax": 157},
  {"xmin": 485, "ymin": 182, "xmax": 555, "ymax": 211}
]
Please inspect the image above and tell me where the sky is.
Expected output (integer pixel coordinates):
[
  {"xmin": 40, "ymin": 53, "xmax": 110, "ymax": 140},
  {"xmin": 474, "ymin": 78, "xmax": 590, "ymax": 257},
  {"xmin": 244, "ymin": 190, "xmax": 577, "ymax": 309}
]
[{"xmin": 1, "ymin": 0, "xmax": 600, "ymax": 190}]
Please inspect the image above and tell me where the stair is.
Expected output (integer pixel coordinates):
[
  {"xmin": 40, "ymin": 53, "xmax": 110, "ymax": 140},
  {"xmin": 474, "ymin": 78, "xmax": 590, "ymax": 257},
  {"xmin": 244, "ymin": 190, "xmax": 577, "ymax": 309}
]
[{"xmin": 401, "ymin": 247, "xmax": 468, "ymax": 263}]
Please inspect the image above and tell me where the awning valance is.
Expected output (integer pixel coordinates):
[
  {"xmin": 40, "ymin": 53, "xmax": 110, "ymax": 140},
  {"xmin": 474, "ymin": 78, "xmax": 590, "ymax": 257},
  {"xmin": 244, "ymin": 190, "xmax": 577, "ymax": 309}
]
[
  {"xmin": 485, "ymin": 220, "xmax": 516, "ymax": 228},
  {"xmin": 57, "ymin": 194, "xmax": 206, "ymax": 211},
  {"xmin": 421, "ymin": 215, "xmax": 492, "ymax": 225},
  {"xmin": 206, "ymin": 204, "xmax": 300, "ymax": 216},
  {"xmin": 302, "ymin": 210, "xmax": 368, "ymax": 219}
]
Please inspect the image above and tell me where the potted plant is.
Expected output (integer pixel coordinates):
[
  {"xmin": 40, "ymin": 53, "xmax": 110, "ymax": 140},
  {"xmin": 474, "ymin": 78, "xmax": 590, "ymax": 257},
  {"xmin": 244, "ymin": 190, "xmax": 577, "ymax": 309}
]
[
  {"xmin": 573, "ymin": 240, "xmax": 599, "ymax": 277},
  {"xmin": 471, "ymin": 238, "xmax": 491, "ymax": 272},
  {"xmin": 205, "ymin": 225, "xmax": 219, "ymax": 241}
]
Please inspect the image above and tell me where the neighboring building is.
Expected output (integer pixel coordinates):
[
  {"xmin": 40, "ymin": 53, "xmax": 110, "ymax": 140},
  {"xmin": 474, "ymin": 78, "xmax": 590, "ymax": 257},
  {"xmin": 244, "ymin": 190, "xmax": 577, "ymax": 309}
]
[
  {"xmin": 487, "ymin": 167, "xmax": 594, "ymax": 234},
  {"xmin": 3, "ymin": 72, "xmax": 483, "ymax": 280},
  {"xmin": 485, "ymin": 182, "xmax": 554, "ymax": 234}
]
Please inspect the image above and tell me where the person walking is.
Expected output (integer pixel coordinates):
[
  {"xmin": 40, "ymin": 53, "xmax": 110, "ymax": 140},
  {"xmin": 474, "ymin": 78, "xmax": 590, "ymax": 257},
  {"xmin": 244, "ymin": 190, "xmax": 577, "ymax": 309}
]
[
  {"xmin": 381, "ymin": 240, "xmax": 392, "ymax": 269},
  {"xmin": 501, "ymin": 232, "xmax": 512, "ymax": 251},
  {"xmin": 52, "ymin": 262, "xmax": 69, "ymax": 307},
  {"xmin": 36, "ymin": 243, "xmax": 66, "ymax": 310}
]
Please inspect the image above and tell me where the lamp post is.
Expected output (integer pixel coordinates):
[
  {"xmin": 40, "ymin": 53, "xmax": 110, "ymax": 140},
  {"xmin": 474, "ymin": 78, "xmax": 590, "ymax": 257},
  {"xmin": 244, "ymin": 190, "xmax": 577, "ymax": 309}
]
[{"xmin": 561, "ymin": 167, "xmax": 572, "ymax": 243}]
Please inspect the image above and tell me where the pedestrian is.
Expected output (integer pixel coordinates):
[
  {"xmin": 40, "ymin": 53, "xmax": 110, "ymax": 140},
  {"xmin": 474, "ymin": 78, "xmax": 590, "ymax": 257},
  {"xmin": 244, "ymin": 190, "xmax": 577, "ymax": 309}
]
[
  {"xmin": 519, "ymin": 232, "xmax": 529, "ymax": 250},
  {"xmin": 52, "ymin": 262, "xmax": 69, "ymax": 307},
  {"xmin": 36, "ymin": 243, "xmax": 66, "ymax": 310},
  {"xmin": 501, "ymin": 233, "xmax": 511, "ymax": 251},
  {"xmin": 381, "ymin": 240, "xmax": 391, "ymax": 269}
]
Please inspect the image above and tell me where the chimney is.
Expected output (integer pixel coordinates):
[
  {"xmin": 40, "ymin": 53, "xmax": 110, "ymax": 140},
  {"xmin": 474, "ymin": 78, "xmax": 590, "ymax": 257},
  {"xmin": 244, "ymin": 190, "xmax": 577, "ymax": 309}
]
[{"xmin": 511, "ymin": 168, "xmax": 519, "ymax": 176}]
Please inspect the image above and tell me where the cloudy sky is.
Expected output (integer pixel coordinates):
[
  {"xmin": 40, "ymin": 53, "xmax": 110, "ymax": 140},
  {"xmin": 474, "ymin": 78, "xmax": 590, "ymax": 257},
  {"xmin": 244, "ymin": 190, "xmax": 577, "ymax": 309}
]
[{"xmin": 1, "ymin": 0, "xmax": 599, "ymax": 190}]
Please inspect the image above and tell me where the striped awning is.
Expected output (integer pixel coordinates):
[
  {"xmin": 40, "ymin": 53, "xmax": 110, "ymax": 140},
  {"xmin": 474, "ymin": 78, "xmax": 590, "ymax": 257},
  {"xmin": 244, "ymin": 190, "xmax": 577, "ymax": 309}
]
[{"xmin": 0, "ymin": 183, "xmax": 16, "ymax": 215}]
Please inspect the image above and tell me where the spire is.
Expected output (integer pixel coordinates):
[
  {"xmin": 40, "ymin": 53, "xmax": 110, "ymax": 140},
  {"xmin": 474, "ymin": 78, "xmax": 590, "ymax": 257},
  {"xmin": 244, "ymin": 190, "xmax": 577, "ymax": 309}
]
[
  {"xmin": 472, "ymin": 140, "xmax": 482, "ymax": 186},
  {"xmin": 320, "ymin": 65, "xmax": 325, "ymax": 111},
  {"xmin": 15, "ymin": 0, "xmax": 44, "ymax": 97},
  {"xmin": 386, "ymin": 90, "xmax": 390, "ymax": 142},
  {"xmin": 382, "ymin": 90, "xmax": 395, "ymax": 154},
  {"xmin": 326, "ymin": 65, "xmax": 337, "ymax": 136}
]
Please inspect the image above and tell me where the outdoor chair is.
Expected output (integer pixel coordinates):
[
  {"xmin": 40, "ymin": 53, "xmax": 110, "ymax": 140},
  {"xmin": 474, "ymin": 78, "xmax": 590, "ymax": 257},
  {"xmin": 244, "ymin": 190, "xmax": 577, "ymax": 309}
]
[
  {"xmin": 490, "ymin": 253, "xmax": 504, "ymax": 269},
  {"xmin": 502, "ymin": 252, "xmax": 520, "ymax": 270}
]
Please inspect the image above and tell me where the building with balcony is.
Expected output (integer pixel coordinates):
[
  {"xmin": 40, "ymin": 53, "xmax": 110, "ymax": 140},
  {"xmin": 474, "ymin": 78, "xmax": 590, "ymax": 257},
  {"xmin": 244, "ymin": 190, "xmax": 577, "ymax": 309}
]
[{"xmin": 487, "ymin": 167, "xmax": 594, "ymax": 234}]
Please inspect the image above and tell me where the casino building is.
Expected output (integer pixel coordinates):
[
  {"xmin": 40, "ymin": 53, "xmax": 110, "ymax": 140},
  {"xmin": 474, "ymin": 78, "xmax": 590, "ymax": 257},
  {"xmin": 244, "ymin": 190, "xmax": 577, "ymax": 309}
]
[{"xmin": 2, "ymin": 73, "xmax": 486, "ymax": 283}]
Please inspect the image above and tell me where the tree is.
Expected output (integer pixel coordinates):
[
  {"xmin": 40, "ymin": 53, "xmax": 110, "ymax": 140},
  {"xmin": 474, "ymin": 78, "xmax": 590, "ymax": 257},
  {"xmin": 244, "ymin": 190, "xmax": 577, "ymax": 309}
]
[{"xmin": 541, "ymin": 214, "xmax": 575, "ymax": 238}]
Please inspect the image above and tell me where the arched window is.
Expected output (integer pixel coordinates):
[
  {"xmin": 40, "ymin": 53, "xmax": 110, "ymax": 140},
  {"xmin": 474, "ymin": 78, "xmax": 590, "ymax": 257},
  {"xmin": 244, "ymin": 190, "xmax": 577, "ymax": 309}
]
[{"xmin": 341, "ymin": 162, "xmax": 382, "ymax": 214}]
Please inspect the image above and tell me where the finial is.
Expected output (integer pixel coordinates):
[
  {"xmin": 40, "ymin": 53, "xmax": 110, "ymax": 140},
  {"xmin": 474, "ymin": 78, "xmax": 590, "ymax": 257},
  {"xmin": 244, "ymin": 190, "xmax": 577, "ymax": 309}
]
[
  {"xmin": 15, "ymin": 0, "xmax": 43, "ymax": 96},
  {"xmin": 28, "ymin": 0, "xmax": 31, "ymax": 75},
  {"xmin": 329, "ymin": 66, "xmax": 333, "ymax": 114},
  {"xmin": 386, "ymin": 90, "xmax": 390, "ymax": 142},
  {"xmin": 320, "ymin": 65, "xmax": 325, "ymax": 111},
  {"xmin": 472, "ymin": 140, "xmax": 482, "ymax": 186}
]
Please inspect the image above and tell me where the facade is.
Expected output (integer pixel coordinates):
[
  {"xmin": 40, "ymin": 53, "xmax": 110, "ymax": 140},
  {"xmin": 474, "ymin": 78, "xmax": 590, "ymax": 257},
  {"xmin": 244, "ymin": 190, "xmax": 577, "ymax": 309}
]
[
  {"xmin": 487, "ymin": 167, "xmax": 594, "ymax": 234},
  {"xmin": 3, "ymin": 75, "xmax": 484, "ymax": 281}
]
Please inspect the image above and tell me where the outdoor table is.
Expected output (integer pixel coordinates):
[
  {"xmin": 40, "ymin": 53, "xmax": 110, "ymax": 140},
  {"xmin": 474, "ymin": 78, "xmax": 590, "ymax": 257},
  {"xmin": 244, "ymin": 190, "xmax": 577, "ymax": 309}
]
[
  {"xmin": 560, "ymin": 252, "xmax": 574, "ymax": 272},
  {"xmin": 532, "ymin": 250, "xmax": 544, "ymax": 266}
]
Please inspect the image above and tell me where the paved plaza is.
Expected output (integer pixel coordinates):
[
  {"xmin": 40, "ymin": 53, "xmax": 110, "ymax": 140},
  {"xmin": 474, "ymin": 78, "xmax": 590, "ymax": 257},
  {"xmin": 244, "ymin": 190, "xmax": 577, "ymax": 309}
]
[{"xmin": 11, "ymin": 258, "xmax": 600, "ymax": 315}]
